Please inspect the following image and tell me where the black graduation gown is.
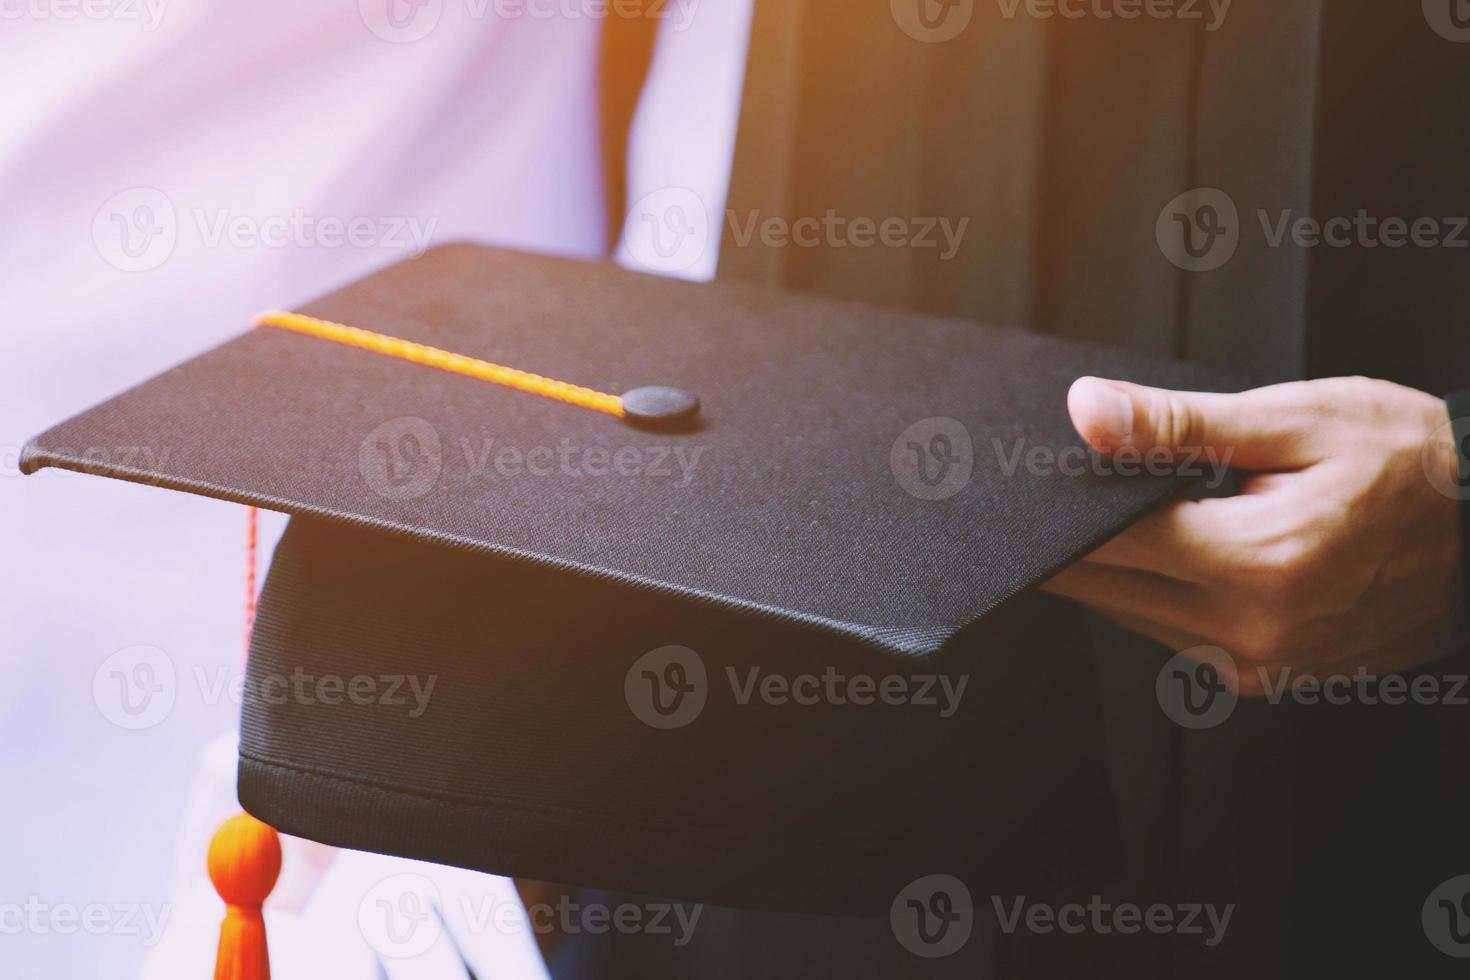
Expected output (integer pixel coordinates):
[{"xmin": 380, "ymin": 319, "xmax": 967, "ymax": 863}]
[{"xmin": 560, "ymin": 3, "xmax": 1470, "ymax": 977}]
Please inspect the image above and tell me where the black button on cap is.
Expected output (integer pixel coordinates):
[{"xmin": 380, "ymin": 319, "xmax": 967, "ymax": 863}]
[{"xmin": 621, "ymin": 386, "xmax": 701, "ymax": 428}]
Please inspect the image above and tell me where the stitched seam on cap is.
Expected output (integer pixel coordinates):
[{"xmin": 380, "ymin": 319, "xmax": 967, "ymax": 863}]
[{"xmin": 239, "ymin": 751, "xmax": 909, "ymax": 847}]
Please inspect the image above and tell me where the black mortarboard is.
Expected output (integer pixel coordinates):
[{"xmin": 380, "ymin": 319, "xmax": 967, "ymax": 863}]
[{"xmin": 23, "ymin": 244, "xmax": 1238, "ymax": 913}]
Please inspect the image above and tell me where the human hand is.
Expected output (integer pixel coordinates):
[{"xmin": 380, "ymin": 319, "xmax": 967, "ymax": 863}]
[{"xmin": 1043, "ymin": 376, "xmax": 1466, "ymax": 696}]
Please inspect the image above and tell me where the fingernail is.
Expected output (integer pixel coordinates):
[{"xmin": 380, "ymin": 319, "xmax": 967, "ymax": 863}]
[{"xmin": 1083, "ymin": 379, "xmax": 1134, "ymax": 443}]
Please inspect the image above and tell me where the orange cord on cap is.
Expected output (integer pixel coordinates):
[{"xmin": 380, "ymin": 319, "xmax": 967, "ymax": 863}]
[
  {"xmin": 254, "ymin": 310, "xmax": 626, "ymax": 417},
  {"xmin": 222, "ymin": 517, "xmax": 277, "ymax": 979},
  {"xmin": 243, "ymin": 506, "xmax": 258, "ymax": 664}
]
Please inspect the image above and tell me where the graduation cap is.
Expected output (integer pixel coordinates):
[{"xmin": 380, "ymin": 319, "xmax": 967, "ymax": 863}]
[{"xmin": 24, "ymin": 244, "xmax": 1240, "ymax": 919}]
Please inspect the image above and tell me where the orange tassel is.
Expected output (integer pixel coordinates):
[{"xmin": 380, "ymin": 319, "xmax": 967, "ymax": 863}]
[{"xmin": 208, "ymin": 813, "xmax": 282, "ymax": 980}]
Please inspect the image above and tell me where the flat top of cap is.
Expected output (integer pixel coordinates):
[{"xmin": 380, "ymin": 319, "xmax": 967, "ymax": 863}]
[{"xmin": 23, "ymin": 244, "xmax": 1237, "ymax": 657}]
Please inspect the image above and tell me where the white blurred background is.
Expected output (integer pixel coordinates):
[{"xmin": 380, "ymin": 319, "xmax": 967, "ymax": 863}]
[{"xmin": 0, "ymin": 2, "xmax": 750, "ymax": 974}]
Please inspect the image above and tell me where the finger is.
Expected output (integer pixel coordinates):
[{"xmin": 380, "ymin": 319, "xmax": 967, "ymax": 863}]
[
  {"xmin": 1082, "ymin": 497, "xmax": 1253, "ymax": 582},
  {"xmin": 1042, "ymin": 561, "xmax": 1210, "ymax": 639},
  {"xmin": 1067, "ymin": 376, "xmax": 1327, "ymax": 469}
]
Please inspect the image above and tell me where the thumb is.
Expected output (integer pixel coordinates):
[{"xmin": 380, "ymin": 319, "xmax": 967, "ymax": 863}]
[{"xmin": 1066, "ymin": 376, "xmax": 1321, "ymax": 470}]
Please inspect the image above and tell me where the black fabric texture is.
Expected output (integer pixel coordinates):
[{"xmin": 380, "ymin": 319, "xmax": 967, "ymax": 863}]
[
  {"xmin": 22, "ymin": 243, "xmax": 1241, "ymax": 658},
  {"xmin": 21, "ymin": 243, "xmax": 1246, "ymax": 913},
  {"xmin": 239, "ymin": 518, "xmax": 1121, "ymax": 913}
]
